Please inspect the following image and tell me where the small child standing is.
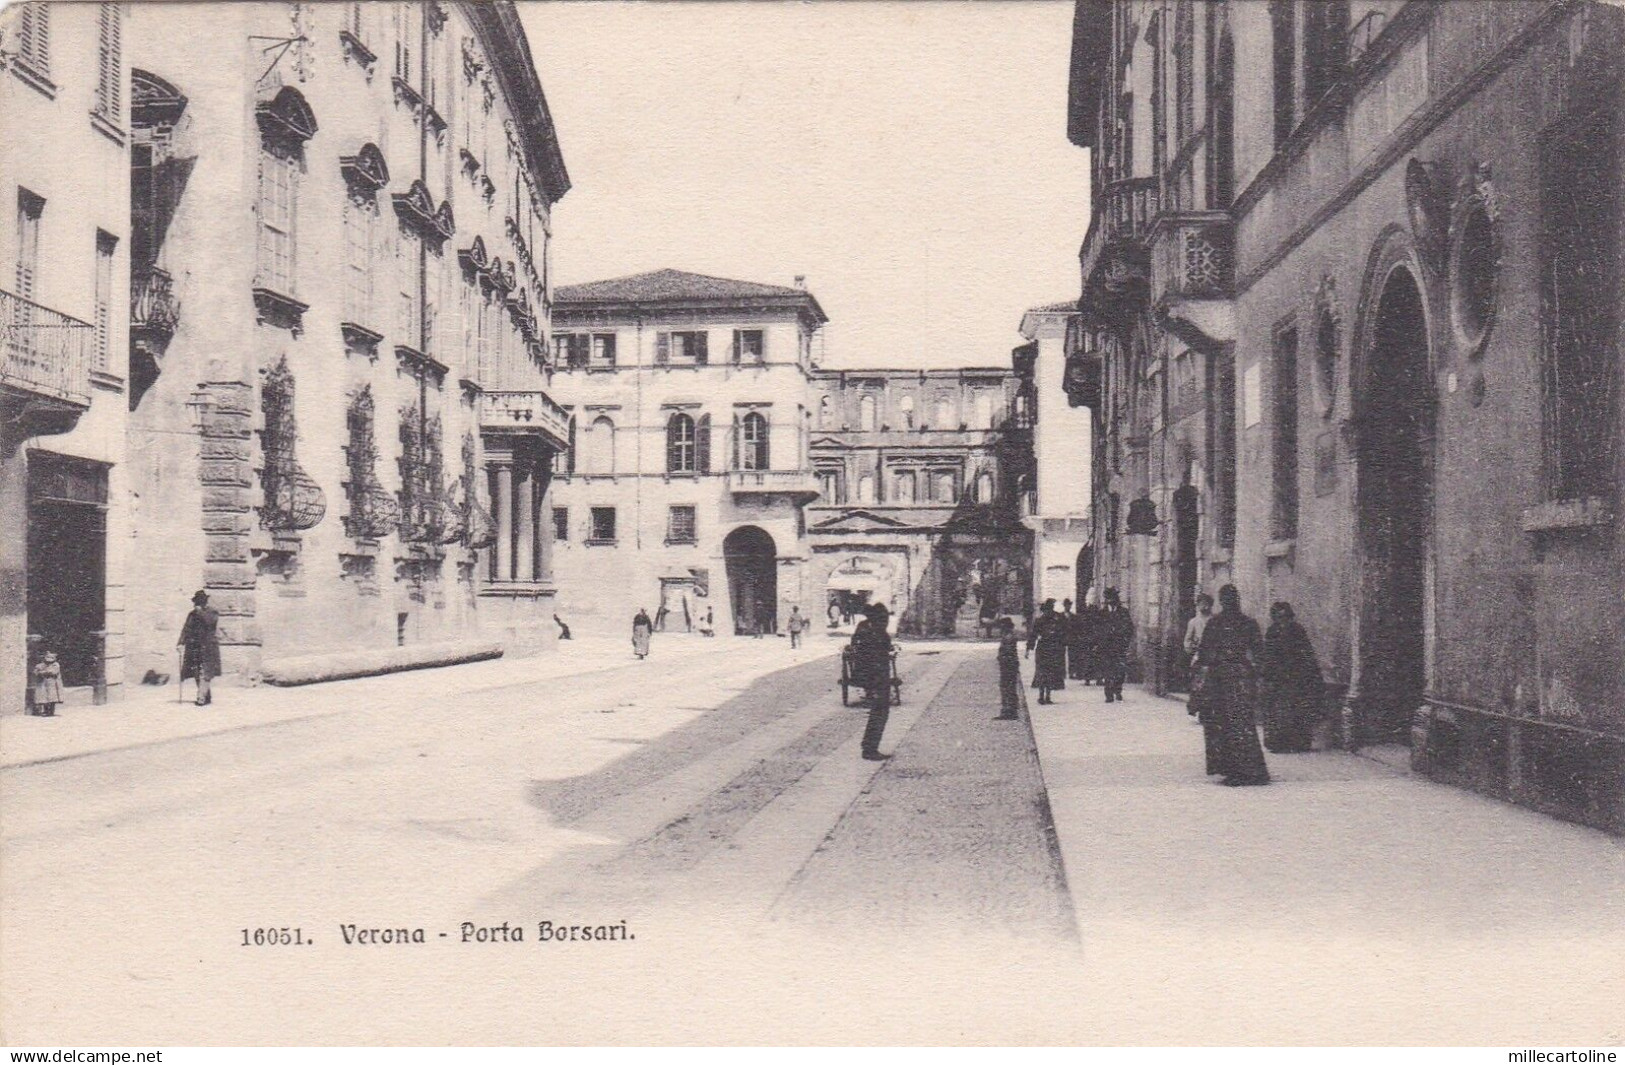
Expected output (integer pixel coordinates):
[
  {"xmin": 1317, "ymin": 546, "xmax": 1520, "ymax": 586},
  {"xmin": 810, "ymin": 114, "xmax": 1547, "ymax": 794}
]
[
  {"xmin": 31, "ymin": 651, "xmax": 63, "ymax": 717},
  {"xmin": 995, "ymin": 617, "xmax": 1020, "ymax": 720}
]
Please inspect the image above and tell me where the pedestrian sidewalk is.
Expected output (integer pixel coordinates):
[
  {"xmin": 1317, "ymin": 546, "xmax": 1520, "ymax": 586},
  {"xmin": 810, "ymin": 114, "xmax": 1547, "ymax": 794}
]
[
  {"xmin": 0, "ymin": 633, "xmax": 808, "ymax": 771},
  {"xmin": 1026, "ymin": 681, "xmax": 1625, "ymax": 1045}
]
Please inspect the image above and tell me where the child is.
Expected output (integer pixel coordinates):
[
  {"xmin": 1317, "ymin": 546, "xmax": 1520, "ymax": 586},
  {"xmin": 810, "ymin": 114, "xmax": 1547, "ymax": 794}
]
[
  {"xmin": 995, "ymin": 617, "xmax": 1020, "ymax": 720},
  {"xmin": 32, "ymin": 651, "xmax": 62, "ymax": 717}
]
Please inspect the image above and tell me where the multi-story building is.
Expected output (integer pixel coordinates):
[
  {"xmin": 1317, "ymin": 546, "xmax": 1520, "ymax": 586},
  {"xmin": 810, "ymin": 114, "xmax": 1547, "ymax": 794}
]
[
  {"xmin": 1016, "ymin": 302, "xmax": 1095, "ymax": 612},
  {"xmin": 1068, "ymin": 0, "xmax": 1624, "ymax": 832},
  {"xmin": 122, "ymin": 1, "xmax": 570, "ymax": 683},
  {"xmin": 806, "ymin": 368, "xmax": 1032, "ymax": 637},
  {"xmin": 1, "ymin": 2, "xmax": 131, "ymax": 713},
  {"xmin": 548, "ymin": 269, "xmax": 826, "ymax": 637}
]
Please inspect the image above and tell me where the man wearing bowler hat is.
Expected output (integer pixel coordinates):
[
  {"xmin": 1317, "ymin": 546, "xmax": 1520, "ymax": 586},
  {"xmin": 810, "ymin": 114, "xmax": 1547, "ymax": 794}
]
[
  {"xmin": 178, "ymin": 590, "xmax": 222, "ymax": 706},
  {"xmin": 850, "ymin": 602, "xmax": 894, "ymax": 760}
]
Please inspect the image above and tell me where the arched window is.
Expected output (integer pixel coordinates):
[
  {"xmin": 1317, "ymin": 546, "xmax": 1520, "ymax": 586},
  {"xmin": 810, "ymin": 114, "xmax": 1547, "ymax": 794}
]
[
  {"xmin": 976, "ymin": 470, "xmax": 995, "ymax": 504},
  {"xmin": 859, "ymin": 393, "xmax": 877, "ymax": 431},
  {"xmin": 899, "ymin": 394, "xmax": 915, "ymax": 429},
  {"xmin": 666, "ymin": 412, "xmax": 696, "ymax": 473},
  {"xmin": 934, "ymin": 396, "xmax": 953, "ymax": 429},
  {"xmin": 894, "ymin": 470, "xmax": 917, "ymax": 504},
  {"xmin": 818, "ymin": 394, "xmax": 833, "ymax": 429},
  {"xmin": 858, "ymin": 473, "xmax": 876, "ymax": 504},
  {"xmin": 587, "ymin": 415, "xmax": 615, "ymax": 476},
  {"xmin": 973, "ymin": 390, "xmax": 994, "ymax": 429},
  {"xmin": 741, "ymin": 412, "xmax": 769, "ymax": 471},
  {"xmin": 1207, "ymin": 15, "xmax": 1236, "ymax": 209}
]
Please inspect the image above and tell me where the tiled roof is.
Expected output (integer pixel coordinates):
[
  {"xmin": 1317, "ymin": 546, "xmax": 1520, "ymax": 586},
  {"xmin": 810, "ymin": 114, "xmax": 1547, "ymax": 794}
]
[{"xmin": 554, "ymin": 269, "xmax": 811, "ymax": 304}]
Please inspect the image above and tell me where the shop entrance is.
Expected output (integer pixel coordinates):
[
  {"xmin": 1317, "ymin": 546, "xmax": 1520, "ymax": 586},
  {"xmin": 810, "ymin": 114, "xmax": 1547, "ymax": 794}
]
[
  {"xmin": 723, "ymin": 526, "xmax": 777, "ymax": 636},
  {"xmin": 27, "ymin": 452, "xmax": 109, "ymax": 692}
]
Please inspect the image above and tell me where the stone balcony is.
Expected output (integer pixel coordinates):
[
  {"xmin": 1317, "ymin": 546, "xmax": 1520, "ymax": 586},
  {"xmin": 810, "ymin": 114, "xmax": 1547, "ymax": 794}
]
[
  {"xmin": 726, "ymin": 468, "xmax": 822, "ymax": 502},
  {"xmin": 1149, "ymin": 212, "xmax": 1236, "ymax": 351},
  {"xmin": 478, "ymin": 389, "xmax": 570, "ymax": 450},
  {"xmin": 1, "ymin": 287, "xmax": 94, "ymax": 442},
  {"xmin": 130, "ymin": 266, "xmax": 181, "ymax": 386},
  {"xmin": 1078, "ymin": 177, "xmax": 1160, "ymax": 325}
]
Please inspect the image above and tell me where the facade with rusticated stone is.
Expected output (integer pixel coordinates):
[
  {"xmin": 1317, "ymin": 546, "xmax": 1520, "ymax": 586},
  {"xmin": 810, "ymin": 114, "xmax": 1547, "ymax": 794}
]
[
  {"xmin": 121, "ymin": 1, "xmax": 570, "ymax": 685},
  {"xmin": 1069, "ymin": 0, "xmax": 1624, "ymax": 832}
]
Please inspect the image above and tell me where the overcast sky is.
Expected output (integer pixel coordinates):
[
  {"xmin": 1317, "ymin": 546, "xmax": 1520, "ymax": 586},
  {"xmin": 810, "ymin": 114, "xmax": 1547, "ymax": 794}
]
[{"xmin": 520, "ymin": 1, "xmax": 1089, "ymax": 370}]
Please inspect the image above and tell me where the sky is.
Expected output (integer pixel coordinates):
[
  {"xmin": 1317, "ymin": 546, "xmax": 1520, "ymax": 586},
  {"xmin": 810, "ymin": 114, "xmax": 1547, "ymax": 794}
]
[{"xmin": 519, "ymin": 1, "xmax": 1090, "ymax": 370}]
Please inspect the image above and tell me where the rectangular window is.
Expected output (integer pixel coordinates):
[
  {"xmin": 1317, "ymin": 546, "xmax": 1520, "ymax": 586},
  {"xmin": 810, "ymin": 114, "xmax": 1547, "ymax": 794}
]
[
  {"xmin": 657, "ymin": 331, "xmax": 708, "ymax": 366},
  {"xmin": 590, "ymin": 333, "xmax": 616, "ymax": 369},
  {"xmin": 397, "ymin": 226, "xmax": 420, "ymax": 347},
  {"xmin": 932, "ymin": 470, "xmax": 958, "ymax": 504},
  {"xmin": 894, "ymin": 470, "xmax": 916, "ymax": 504},
  {"xmin": 733, "ymin": 329, "xmax": 765, "ymax": 364},
  {"xmin": 552, "ymin": 507, "xmax": 569, "ymax": 542},
  {"xmin": 15, "ymin": 189, "xmax": 43, "ymax": 300},
  {"xmin": 1271, "ymin": 326, "xmax": 1300, "ymax": 540},
  {"xmin": 15, "ymin": 3, "xmax": 50, "ymax": 81},
  {"xmin": 343, "ymin": 196, "xmax": 374, "ymax": 325},
  {"xmin": 93, "ymin": 231, "xmax": 116, "ymax": 371},
  {"xmin": 1541, "ymin": 103, "xmax": 1619, "ymax": 502},
  {"xmin": 257, "ymin": 146, "xmax": 297, "ymax": 294},
  {"xmin": 588, "ymin": 506, "xmax": 616, "ymax": 543},
  {"xmin": 393, "ymin": 2, "xmax": 415, "ymax": 84},
  {"xmin": 667, "ymin": 505, "xmax": 697, "ymax": 544},
  {"xmin": 1303, "ymin": 2, "xmax": 1350, "ymax": 107},
  {"xmin": 818, "ymin": 470, "xmax": 841, "ymax": 503},
  {"xmin": 94, "ymin": 3, "xmax": 122, "ymax": 123}
]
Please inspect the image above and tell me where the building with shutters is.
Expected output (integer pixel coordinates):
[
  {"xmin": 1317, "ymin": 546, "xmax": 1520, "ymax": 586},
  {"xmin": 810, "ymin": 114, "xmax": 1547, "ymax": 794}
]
[
  {"xmin": 1068, "ymin": 0, "xmax": 1624, "ymax": 832},
  {"xmin": 118, "ymin": 1, "xmax": 570, "ymax": 685},
  {"xmin": 547, "ymin": 269, "xmax": 827, "ymax": 637},
  {"xmin": 1, "ymin": 2, "xmax": 132, "ymax": 713},
  {"xmin": 804, "ymin": 367, "xmax": 1032, "ymax": 638}
]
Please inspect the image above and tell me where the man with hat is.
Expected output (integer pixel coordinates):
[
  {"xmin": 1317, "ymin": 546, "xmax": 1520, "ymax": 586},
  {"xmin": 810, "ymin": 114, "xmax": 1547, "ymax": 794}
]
[
  {"xmin": 177, "ymin": 590, "xmax": 222, "ymax": 706},
  {"xmin": 849, "ymin": 602, "xmax": 894, "ymax": 760},
  {"xmin": 1097, "ymin": 587, "xmax": 1134, "ymax": 703}
]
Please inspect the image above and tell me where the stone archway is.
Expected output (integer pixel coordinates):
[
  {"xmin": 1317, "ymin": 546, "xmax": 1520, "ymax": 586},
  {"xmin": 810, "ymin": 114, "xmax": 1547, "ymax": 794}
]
[
  {"xmin": 1354, "ymin": 263, "xmax": 1434, "ymax": 744},
  {"xmin": 723, "ymin": 525, "xmax": 777, "ymax": 635}
]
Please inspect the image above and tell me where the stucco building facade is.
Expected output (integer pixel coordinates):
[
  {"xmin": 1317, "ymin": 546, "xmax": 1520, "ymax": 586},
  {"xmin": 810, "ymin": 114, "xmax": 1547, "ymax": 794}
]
[
  {"xmin": 1069, "ymin": 0, "xmax": 1624, "ymax": 832},
  {"xmin": 121, "ymin": 0, "xmax": 570, "ymax": 684},
  {"xmin": 806, "ymin": 368, "xmax": 1032, "ymax": 637},
  {"xmin": 1, "ymin": 2, "xmax": 132, "ymax": 713},
  {"xmin": 548, "ymin": 270, "xmax": 826, "ymax": 638}
]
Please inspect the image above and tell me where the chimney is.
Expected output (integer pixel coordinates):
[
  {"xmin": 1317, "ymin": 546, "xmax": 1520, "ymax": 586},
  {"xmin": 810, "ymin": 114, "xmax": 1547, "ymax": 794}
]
[{"xmin": 793, "ymin": 275, "xmax": 807, "ymax": 290}]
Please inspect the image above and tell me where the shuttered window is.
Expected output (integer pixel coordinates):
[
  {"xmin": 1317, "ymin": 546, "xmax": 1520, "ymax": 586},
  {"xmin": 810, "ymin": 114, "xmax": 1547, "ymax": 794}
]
[
  {"xmin": 343, "ymin": 196, "xmax": 375, "ymax": 326},
  {"xmin": 94, "ymin": 231, "xmax": 116, "ymax": 371},
  {"xmin": 256, "ymin": 146, "xmax": 297, "ymax": 294},
  {"xmin": 94, "ymin": 4, "xmax": 122, "ymax": 122},
  {"xmin": 16, "ymin": 3, "xmax": 50, "ymax": 80}
]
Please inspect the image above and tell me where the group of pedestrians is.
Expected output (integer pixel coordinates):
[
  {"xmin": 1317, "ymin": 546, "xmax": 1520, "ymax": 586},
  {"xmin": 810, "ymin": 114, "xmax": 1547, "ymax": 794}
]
[
  {"xmin": 1186, "ymin": 585, "xmax": 1326, "ymax": 786},
  {"xmin": 1024, "ymin": 591, "xmax": 1134, "ymax": 705}
]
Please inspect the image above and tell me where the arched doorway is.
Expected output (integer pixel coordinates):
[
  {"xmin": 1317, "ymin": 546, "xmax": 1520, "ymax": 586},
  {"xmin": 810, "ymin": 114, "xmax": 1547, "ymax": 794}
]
[
  {"xmin": 1075, "ymin": 544, "xmax": 1094, "ymax": 609},
  {"xmin": 724, "ymin": 525, "xmax": 777, "ymax": 635},
  {"xmin": 1356, "ymin": 266, "xmax": 1432, "ymax": 742},
  {"xmin": 1170, "ymin": 484, "xmax": 1200, "ymax": 691}
]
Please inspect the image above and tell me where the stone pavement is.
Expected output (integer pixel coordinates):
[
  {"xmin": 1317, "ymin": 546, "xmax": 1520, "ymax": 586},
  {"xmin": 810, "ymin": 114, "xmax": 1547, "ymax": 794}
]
[
  {"xmin": 1026, "ymin": 679, "xmax": 1625, "ymax": 1045},
  {"xmin": 0, "ymin": 633, "xmax": 810, "ymax": 770}
]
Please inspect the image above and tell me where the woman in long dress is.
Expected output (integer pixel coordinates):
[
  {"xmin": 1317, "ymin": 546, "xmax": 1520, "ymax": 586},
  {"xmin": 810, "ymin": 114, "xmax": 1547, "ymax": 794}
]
[
  {"xmin": 1196, "ymin": 584, "xmax": 1270, "ymax": 786},
  {"xmin": 1261, "ymin": 601, "xmax": 1323, "ymax": 753},
  {"xmin": 631, "ymin": 609, "xmax": 653, "ymax": 660},
  {"xmin": 1026, "ymin": 599, "xmax": 1067, "ymax": 705}
]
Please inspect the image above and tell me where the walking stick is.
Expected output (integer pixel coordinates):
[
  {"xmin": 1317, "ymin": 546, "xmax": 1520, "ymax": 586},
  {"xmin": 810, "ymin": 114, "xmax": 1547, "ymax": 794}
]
[{"xmin": 177, "ymin": 649, "xmax": 185, "ymax": 704}]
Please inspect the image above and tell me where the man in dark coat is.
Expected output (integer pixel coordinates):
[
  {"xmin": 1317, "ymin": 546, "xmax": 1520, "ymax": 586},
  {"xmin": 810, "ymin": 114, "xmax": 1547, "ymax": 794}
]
[
  {"xmin": 850, "ymin": 603, "xmax": 894, "ymax": 760},
  {"xmin": 178, "ymin": 589, "xmax": 221, "ymax": 706},
  {"xmin": 1097, "ymin": 587, "xmax": 1134, "ymax": 703},
  {"xmin": 1261, "ymin": 601, "xmax": 1324, "ymax": 753},
  {"xmin": 1026, "ymin": 598, "xmax": 1067, "ymax": 705}
]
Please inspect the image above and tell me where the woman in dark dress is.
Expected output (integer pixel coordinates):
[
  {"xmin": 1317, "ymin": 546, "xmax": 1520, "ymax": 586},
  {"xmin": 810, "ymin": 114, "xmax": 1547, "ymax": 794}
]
[
  {"xmin": 1196, "ymin": 584, "xmax": 1270, "ymax": 786},
  {"xmin": 1025, "ymin": 599, "xmax": 1067, "ymax": 704},
  {"xmin": 1261, "ymin": 601, "xmax": 1323, "ymax": 753}
]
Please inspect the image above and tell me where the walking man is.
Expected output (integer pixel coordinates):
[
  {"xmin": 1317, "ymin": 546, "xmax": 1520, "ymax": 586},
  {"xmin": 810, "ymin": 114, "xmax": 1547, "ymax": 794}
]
[
  {"xmin": 995, "ymin": 617, "xmax": 1020, "ymax": 720},
  {"xmin": 177, "ymin": 590, "xmax": 221, "ymax": 706},
  {"xmin": 851, "ymin": 603, "xmax": 894, "ymax": 760},
  {"xmin": 787, "ymin": 605, "xmax": 807, "ymax": 649},
  {"xmin": 1098, "ymin": 588, "xmax": 1134, "ymax": 703}
]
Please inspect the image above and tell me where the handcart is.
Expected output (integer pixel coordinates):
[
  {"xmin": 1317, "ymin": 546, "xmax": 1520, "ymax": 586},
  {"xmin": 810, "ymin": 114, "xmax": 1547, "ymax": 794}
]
[{"xmin": 840, "ymin": 646, "xmax": 902, "ymax": 707}]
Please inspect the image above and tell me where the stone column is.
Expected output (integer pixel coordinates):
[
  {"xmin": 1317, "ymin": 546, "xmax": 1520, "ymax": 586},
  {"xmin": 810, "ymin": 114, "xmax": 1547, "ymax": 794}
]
[
  {"xmin": 493, "ymin": 461, "xmax": 514, "ymax": 582},
  {"xmin": 535, "ymin": 465, "xmax": 554, "ymax": 583},
  {"xmin": 515, "ymin": 464, "xmax": 535, "ymax": 583}
]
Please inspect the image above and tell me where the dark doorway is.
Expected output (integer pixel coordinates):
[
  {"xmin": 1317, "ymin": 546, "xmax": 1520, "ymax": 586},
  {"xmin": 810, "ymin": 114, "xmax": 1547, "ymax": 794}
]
[
  {"xmin": 723, "ymin": 525, "xmax": 777, "ymax": 636},
  {"xmin": 1075, "ymin": 544, "xmax": 1093, "ymax": 610},
  {"xmin": 27, "ymin": 453, "xmax": 109, "ymax": 690},
  {"xmin": 1170, "ymin": 484, "xmax": 1200, "ymax": 692},
  {"xmin": 1357, "ymin": 267, "xmax": 1431, "ymax": 742}
]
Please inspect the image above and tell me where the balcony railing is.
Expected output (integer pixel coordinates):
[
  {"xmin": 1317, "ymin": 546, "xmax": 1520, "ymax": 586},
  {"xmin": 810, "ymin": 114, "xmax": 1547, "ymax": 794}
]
[
  {"xmin": 726, "ymin": 468, "xmax": 821, "ymax": 500},
  {"xmin": 1078, "ymin": 177, "xmax": 1161, "ymax": 300},
  {"xmin": 1151, "ymin": 213, "xmax": 1234, "ymax": 304},
  {"xmin": 131, "ymin": 266, "xmax": 180, "ymax": 356},
  {"xmin": 478, "ymin": 389, "xmax": 570, "ymax": 449},
  {"xmin": 1, "ymin": 288, "xmax": 93, "ymax": 407}
]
